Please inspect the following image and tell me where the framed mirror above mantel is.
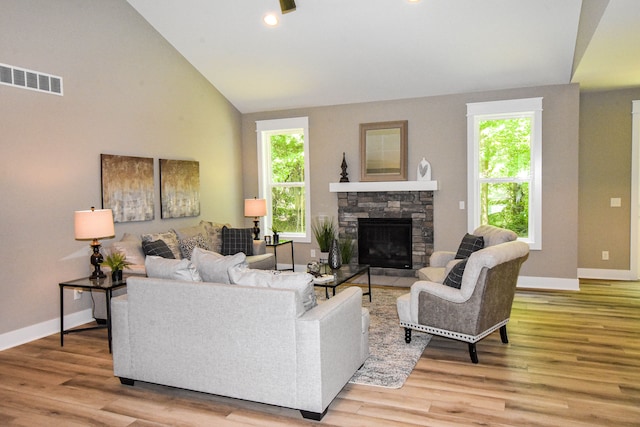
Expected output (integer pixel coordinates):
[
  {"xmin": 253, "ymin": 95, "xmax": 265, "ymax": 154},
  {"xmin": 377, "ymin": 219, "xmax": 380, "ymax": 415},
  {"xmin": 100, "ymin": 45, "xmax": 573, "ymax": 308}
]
[{"xmin": 360, "ymin": 120, "xmax": 408, "ymax": 182}]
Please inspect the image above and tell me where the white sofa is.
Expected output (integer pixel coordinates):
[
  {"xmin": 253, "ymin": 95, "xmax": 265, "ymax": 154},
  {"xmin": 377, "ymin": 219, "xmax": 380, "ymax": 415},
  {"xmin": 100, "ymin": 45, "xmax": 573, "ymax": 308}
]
[{"xmin": 111, "ymin": 276, "xmax": 369, "ymax": 421}]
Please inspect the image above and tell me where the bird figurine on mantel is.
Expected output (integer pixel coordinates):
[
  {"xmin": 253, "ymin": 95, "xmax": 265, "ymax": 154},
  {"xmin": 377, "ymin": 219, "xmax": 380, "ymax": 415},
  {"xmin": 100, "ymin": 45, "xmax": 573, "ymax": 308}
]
[{"xmin": 417, "ymin": 157, "xmax": 432, "ymax": 181}]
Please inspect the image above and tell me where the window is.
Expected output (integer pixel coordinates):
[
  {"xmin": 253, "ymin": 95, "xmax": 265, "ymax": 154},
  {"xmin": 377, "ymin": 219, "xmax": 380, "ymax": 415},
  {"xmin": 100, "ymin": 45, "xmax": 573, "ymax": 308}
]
[
  {"xmin": 256, "ymin": 117, "xmax": 311, "ymax": 242},
  {"xmin": 467, "ymin": 98, "xmax": 542, "ymax": 249}
]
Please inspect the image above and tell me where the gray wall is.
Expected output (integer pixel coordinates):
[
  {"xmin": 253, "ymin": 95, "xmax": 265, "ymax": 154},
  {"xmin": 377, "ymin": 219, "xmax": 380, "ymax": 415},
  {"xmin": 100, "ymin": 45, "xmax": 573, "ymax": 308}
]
[
  {"xmin": 579, "ymin": 88, "xmax": 640, "ymax": 270},
  {"xmin": 0, "ymin": 0, "xmax": 243, "ymax": 336},
  {"xmin": 242, "ymin": 84, "xmax": 580, "ymax": 280}
]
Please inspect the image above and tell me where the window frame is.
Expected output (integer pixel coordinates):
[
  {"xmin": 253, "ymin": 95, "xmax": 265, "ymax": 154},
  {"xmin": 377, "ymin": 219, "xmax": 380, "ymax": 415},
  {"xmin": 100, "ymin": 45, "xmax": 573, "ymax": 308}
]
[
  {"xmin": 256, "ymin": 117, "xmax": 311, "ymax": 243},
  {"xmin": 467, "ymin": 97, "xmax": 543, "ymax": 250}
]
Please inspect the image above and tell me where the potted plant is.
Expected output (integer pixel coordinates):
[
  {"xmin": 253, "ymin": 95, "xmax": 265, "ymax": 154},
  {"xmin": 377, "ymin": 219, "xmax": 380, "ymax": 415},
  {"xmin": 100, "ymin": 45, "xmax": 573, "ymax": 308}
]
[
  {"xmin": 312, "ymin": 217, "xmax": 336, "ymax": 260},
  {"xmin": 101, "ymin": 250, "xmax": 131, "ymax": 281},
  {"xmin": 339, "ymin": 238, "xmax": 355, "ymax": 265},
  {"xmin": 270, "ymin": 227, "xmax": 281, "ymax": 244}
]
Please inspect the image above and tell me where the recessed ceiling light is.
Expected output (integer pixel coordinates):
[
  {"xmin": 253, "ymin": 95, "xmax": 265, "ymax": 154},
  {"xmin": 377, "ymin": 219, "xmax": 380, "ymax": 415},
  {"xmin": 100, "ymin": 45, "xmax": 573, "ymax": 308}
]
[{"xmin": 263, "ymin": 13, "xmax": 279, "ymax": 26}]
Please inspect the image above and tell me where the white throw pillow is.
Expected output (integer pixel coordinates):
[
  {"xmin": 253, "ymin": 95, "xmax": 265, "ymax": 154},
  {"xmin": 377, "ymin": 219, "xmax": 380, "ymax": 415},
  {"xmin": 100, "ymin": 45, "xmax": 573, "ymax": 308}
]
[
  {"xmin": 191, "ymin": 247, "xmax": 246, "ymax": 284},
  {"xmin": 228, "ymin": 266, "xmax": 317, "ymax": 313},
  {"xmin": 145, "ymin": 256, "xmax": 202, "ymax": 282}
]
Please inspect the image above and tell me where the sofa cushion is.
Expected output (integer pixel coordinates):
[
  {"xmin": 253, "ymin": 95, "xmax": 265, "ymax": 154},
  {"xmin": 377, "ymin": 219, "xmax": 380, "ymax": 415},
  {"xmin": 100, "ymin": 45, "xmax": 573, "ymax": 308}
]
[
  {"xmin": 442, "ymin": 258, "xmax": 468, "ymax": 289},
  {"xmin": 221, "ymin": 226, "xmax": 254, "ymax": 256},
  {"xmin": 145, "ymin": 256, "xmax": 202, "ymax": 282},
  {"xmin": 142, "ymin": 239, "xmax": 175, "ymax": 259},
  {"xmin": 201, "ymin": 221, "xmax": 229, "ymax": 254},
  {"xmin": 228, "ymin": 266, "xmax": 317, "ymax": 314},
  {"xmin": 191, "ymin": 247, "xmax": 247, "ymax": 284},
  {"xmin": 141, "ymin": 231, "xmax": 182, "ymax": 259},
  {"xmin": 178, "ymin": 233, "xmax": 211, "ymax": 259},
  {"xmin": 455, "ymin": 233, "xmax": 484, "ymax": 259}
]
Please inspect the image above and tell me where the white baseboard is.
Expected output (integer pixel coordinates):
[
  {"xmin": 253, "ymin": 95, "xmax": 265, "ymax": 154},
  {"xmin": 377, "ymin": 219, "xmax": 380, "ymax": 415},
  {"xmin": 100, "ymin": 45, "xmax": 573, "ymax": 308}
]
[
  {"xmin": 0, "ymin": 308, "xmax": 94, "ymax": 351},
  {"xmin": 577, "ymin": 268, "xmax": 637, "ymax": 281},
  {"xmin": 517, "ymin": 275, "xmax": 580, "ymax": 291}
]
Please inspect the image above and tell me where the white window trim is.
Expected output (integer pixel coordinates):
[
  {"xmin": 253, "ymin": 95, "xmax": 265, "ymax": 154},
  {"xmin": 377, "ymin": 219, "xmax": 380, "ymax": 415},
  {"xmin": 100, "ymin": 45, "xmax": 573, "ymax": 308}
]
[
  {"xmin": 467, "ymin": 97, "xmax": 543, "ymax": 250},
  {"xmin": 256, "ymin": 117, "xmax": 311, "ymax": 243}
]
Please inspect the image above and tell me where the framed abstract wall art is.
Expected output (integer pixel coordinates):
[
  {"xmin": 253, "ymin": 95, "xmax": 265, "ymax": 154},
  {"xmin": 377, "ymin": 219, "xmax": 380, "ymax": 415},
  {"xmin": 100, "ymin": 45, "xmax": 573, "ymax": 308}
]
[
  {"xmin": 101, "ymin": 154, "xmax": 155, "ymax": 222},
  {"xmin": 159, "ymin": 159, "xmax": 200, "ymax": 219}
]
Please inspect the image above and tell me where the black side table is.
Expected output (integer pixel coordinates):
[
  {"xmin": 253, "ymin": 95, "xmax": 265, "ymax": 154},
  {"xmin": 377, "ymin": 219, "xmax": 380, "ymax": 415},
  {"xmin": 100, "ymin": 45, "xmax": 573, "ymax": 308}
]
[
  {"xmin": 59, "ymin": 276, "xmax": 126, "ymax": 353},
  {"xmin": 266, "ymin": 239, "xmax": 294, "ymax": 271}
]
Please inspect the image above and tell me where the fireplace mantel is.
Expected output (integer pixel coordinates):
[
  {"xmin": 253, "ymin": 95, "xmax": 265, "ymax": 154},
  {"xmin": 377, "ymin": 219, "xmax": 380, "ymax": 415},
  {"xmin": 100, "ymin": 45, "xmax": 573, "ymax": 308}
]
[{"xmin": 329, "ymin": 180, "xmax": 438, "ymax": 192}]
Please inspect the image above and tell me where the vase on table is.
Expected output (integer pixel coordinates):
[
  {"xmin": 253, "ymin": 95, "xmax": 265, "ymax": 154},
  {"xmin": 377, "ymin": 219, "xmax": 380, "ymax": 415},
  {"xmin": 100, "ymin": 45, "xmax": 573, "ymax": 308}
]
[{"xmin": 328, "ymin": 239, "xmax": 342, "ymax": 270}]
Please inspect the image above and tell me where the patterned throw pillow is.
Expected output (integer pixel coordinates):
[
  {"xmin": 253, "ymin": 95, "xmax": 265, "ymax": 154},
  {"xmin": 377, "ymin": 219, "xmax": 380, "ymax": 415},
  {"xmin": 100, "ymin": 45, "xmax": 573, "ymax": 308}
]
[
  {"xmin": 221, "ymin": 226, "xmax": 254, "ymax": 256},
  {"xmin": 178, "ymin": 233, "xmax": 211, "ymax": 259},
  {"xmin": 142, "ymin": 239, "xmax": 175, "ymax": 259},
  {"xmin": 443, "ymin": 258, "xmax": 467, "ymax": 289},
  {"xmin": 141, "ymin": 231, "xmax": 182, "ymax": 259},
  {"xmin": 455, "ymin": 233, "xmax": 484, "ymax": 259}
]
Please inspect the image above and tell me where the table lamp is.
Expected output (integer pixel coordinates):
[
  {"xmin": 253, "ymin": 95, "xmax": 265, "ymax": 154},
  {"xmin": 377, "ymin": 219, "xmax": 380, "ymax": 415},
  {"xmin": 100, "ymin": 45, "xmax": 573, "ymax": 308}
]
[
  {"xmin": 244, "ymin": 198, "xmax": 267, "ymax": 240},
  {"xmin": 74, "ymin": 207, "xmax": 115, "ymax": 279}
]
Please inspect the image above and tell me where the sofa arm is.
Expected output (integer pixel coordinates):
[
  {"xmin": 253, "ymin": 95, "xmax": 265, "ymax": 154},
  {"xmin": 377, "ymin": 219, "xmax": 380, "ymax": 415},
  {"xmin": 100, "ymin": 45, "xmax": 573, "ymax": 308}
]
[
  {"xmin": 111, "ymin": 294, "xmax": 132, "ymax": 379},
  {"xmin": 429, "ymin": 251, "xmax": 456, "ymax": 267},
  {"xmin": 253, "ymin": 240, "xmax": 266, "ymax": 255},
  {"xmin": 295, "ymin": 286, "xmax": 367, "ymax": 413}
]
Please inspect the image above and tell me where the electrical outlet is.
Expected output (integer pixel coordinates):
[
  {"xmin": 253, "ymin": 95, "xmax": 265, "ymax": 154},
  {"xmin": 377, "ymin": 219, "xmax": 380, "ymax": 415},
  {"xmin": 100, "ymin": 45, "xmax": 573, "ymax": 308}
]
[
  {"xmin": 310, "ymin": 249, "xmax": 316, "ymax": 258},
  {"xmin": 610, "ymin": 198, "xmax": 621, "ymax": 207},
  {"xmin": 459, "ymin": 201, "xmax": 465, "ymax": 210},
  {"xmin": 602, "ymin": 251, "xmax": 609, "ymax": 261},
  {"xmin": 74, "ymin": 289, "xmax": 82, "ymax": 300}
]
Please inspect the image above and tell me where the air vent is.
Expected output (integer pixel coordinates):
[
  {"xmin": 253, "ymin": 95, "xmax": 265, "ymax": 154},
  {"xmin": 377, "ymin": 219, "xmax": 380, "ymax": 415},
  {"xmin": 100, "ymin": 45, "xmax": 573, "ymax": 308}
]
[{"xmin": 0, "ymin": 63, "xmax": 63, "ymax": 96}]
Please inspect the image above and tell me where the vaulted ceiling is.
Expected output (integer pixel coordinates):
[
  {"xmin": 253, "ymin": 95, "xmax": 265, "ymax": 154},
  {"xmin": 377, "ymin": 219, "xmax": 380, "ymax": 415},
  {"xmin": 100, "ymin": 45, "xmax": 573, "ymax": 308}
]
[{"xmin": 127, "ymin": 0, "xmax": 640, "ymax": 113}]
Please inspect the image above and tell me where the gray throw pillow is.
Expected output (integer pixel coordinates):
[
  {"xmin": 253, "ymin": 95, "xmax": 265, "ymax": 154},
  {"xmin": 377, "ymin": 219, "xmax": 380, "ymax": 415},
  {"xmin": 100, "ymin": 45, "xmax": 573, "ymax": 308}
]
[
  {"xmin": 144, "ymin": 256, "xmax": 202, "ymax": 282},
  {"xmin": 455, "ymin": 234, "xmax": 484, "ymax": 259},
  {"xmin": 221, "ymin": 226, "xmax": 254, "ymax": 256},
  {"xmin": 443, "ymin": 258, "xmax": 467, "ymax": 289},
  {"xmin": 191, "ymin": 247, "xmax": 247, "ymax": 284},
  {"xmin": 142, "ymin": 239, "xmax": 175, "ymax": 259}
]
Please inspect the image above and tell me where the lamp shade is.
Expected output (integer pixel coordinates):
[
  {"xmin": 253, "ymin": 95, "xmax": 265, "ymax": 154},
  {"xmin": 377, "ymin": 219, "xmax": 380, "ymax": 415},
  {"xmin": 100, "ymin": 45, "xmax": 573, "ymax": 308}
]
[
  {"xmin": 74, "ymin": 208, "xmax": 115, "ymax": 240},
  {"xmin": 244, "ymin": 198, "xmax": 267, "ymax": 217}
]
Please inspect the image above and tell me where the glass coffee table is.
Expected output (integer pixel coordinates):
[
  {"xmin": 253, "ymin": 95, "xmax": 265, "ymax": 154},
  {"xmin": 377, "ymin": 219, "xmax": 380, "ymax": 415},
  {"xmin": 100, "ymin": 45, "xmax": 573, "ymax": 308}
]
[{"xmin": 314, "ymin": 264, "xmax": 371, "ymax": 301}]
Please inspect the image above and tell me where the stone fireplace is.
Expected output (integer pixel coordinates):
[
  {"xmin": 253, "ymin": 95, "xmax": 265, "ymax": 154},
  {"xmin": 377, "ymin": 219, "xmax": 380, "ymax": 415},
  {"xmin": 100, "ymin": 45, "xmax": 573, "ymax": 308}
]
[{"xmin": 335, "ymin": 189, "xmax": 434, "ymax": 277}]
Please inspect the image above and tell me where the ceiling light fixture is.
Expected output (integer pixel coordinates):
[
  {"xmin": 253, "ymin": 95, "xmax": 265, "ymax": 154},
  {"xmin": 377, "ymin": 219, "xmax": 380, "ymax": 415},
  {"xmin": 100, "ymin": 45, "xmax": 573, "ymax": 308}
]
[
  {"xmin": 263, "ymin": 13, "xmax": 279, "ymax": 26},
  {"xmin": 279, "ymin": 0, "xmax": 296, "ymax": 14}
]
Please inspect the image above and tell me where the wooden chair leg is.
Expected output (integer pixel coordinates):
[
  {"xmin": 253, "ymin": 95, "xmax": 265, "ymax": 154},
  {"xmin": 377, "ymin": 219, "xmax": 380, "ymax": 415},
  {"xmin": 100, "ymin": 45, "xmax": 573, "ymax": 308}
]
[
  {"xmin": 468, "ymin": 343, "xmax": 479, "ymax": 364},
  {"xmin": 500, "ymin": 325, "xmax": 509, "ymax": 344}
]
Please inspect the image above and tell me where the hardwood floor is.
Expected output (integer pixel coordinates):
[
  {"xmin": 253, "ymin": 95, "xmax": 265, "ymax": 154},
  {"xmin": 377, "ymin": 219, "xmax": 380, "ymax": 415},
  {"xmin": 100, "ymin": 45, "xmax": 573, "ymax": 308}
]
[{"xmin": 1, "ymin": 279, "xmax": 639, "ymax": 426}]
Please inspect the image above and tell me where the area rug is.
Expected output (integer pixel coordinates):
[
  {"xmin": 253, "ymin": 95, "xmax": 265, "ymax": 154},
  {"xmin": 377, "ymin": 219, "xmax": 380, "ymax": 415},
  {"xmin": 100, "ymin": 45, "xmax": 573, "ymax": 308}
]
[{"xmin": 317, "ymin": 286, "xmax": 431, "ymax": 389}]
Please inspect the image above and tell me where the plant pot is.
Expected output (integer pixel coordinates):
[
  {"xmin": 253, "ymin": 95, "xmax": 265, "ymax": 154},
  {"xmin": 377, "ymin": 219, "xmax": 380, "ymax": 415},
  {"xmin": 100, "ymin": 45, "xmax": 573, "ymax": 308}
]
[{"xmin": 111, "ymin": 269, "xmax": 123, "ymax": 282}]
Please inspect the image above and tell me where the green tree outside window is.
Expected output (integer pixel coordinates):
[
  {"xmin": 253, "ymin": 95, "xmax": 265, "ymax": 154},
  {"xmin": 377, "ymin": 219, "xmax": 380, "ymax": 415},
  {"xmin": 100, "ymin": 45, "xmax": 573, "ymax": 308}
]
[{"xmin": 479, "ymin": 117, "xmax": 531, "ymax": 237}]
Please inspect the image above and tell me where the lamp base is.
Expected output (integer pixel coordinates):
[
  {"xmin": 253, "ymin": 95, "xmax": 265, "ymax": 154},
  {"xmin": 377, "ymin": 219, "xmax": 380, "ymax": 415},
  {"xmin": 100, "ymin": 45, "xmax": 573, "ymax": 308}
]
[
  {"xmin": 252, "ymin": 219, "xmax": 260, "ymax": 240},
  {"xmin": 90, "ymin": 242, "xmax": 106, "ymax": 279}
]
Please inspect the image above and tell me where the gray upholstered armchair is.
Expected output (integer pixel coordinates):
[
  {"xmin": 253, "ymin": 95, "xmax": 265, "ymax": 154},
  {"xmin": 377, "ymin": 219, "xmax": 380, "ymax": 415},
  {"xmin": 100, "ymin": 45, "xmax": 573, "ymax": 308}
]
[{"xmin": 397, "ymin": 235, "xmax": 529, "ymax": 363}]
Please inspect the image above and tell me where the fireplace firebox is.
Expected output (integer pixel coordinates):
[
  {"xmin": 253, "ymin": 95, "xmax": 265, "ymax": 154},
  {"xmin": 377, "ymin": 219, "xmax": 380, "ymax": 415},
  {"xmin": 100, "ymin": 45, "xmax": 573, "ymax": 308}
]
[{"xmin": 358, "ymin": 218, "xmax": 412, "ymax": 269}]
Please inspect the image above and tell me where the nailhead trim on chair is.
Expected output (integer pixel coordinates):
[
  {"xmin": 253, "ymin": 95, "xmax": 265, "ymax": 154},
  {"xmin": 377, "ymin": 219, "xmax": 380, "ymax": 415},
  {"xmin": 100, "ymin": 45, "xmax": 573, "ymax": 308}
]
[{"xmin": 400, "ymin": 319, "xmax": 509, "ymax": 344}]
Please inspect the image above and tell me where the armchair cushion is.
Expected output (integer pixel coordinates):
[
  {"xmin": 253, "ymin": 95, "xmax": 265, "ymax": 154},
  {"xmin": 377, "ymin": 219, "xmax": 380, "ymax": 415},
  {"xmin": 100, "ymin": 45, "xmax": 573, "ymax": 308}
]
[
  {"xmin": 221, "ymin": 226, "xmax": 254, "ymax": 256},
  {"xmin": 455, "ymin": 234, "xmax": 484, "ymax": 259},
  {"xmin": 473, "ymin": 225, "xmax": 517, "ymax": 247}
]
